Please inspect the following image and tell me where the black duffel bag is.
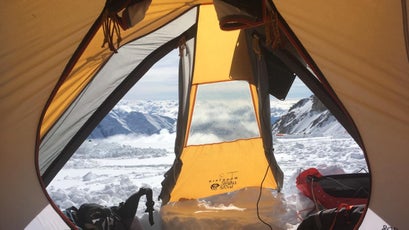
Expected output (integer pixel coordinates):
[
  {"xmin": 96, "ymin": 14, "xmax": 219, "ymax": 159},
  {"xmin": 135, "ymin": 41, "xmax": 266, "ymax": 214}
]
[{"xmin": 297, "ymin": 204, "xmax": 365, "ymax": 230}]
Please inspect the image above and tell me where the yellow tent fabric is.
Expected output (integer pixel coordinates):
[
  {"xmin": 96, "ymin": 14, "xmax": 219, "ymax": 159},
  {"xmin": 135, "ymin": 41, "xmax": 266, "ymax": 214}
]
[
  {"xmin": 193, "ymin": 5, "xmax": 253, "ymax": 84},
  {"xmin": 0, "ymin": 1, "xmax": 210, "ymax": 228},
  {"xmin": 0, "ymin": 0, "xmax": 408, "ymax": 229},
  {"xmin": 275, "ymin": 1, "xmax": 409, "ymax": 227},
  {"xmin": 38, "ymin": 5, "xmax": 201, "ymax": 179},
  {"xmin": 40, "ymin": 1, "xmax": 212, "ymax": 139},
  {"xmin": 170, "ymin": 138, "xmax": 277, "ymax": 201},
  {"xmin": 166, "ymin": 5, "xmax": 280, "ymax": 202}
]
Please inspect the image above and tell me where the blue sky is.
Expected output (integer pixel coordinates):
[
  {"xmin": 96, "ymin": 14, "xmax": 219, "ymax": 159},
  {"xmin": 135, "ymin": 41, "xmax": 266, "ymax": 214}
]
[{"xmin": 123, "ymin": 50, "xmax": 312, "ymax": 101}]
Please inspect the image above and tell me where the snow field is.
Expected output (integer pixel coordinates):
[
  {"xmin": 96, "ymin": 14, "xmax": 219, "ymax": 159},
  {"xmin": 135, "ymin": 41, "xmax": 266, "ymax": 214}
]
[{"xmin": 47, "ymin": 134, "xmax": 366, "ymax": 229}]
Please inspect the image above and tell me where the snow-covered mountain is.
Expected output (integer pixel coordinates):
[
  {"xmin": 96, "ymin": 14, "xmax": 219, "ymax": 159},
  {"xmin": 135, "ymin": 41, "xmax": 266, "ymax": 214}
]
[
  {"xmin": 89, "ymin": 99, "xmax": 292, "ymax": 140},
  {"xmin": 89, "ymin": 96, "xmax": 345, "ymax": 140},
  {"xmin": 89, "ymin": 101, "xmax": 177, "ymax": 139},
  {"xmin": 272, "ymin": 95, "xmax": 347, "ymax": 136}
]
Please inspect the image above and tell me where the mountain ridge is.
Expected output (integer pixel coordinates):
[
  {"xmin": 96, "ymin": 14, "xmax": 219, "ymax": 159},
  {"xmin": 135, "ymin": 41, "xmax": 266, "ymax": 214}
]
[
  {"xmin": 272, "ymin": 95, "xmax": 347, "ymax": 137},
  {"xmin": 89, "ymin": 96, "xmax": 346, "ymax": 139},
  {"xmin": 89, "ymin": 109, "xmax": 176, "ymax": 139}
]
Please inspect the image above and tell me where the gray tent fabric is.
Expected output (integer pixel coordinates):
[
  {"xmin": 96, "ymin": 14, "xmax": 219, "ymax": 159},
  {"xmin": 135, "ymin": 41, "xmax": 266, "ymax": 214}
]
[
  {"xmin": 39, "ymin": 8, "xmax": 198, "ymax": 179},
  {"xmin": 159, "ymin": 36, "xmax": 196, "ymax": 204},
  {"xmin": 250, "ymin": 33, "xmax": 284, "ymax": 190}
]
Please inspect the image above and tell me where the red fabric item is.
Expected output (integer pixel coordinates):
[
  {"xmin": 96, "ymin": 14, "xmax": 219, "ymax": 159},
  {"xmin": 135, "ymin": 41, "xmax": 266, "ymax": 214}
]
[{"xmin": 296, "ymin": 168, "xmax": 368, "ymax": 209}]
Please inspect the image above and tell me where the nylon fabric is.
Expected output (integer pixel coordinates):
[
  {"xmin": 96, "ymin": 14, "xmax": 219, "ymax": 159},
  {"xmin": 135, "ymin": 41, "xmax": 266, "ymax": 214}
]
[
  {"xmin": 0, "ymin": 0, "xmax": 408, "ymax": 229},
  {"xmin": 39, "ymin": 8, "xmax": 198, "ymax": 176},
  {"xmin": 40, "ymin": 1, "xmax": 212, "ymax": 139},
  {"xmin": 193, "ymin": 5, "xmax": 253, "ymax": 84},
  {"xmin": 168, "ymin": 5, "xmax": 279, "ymax": 203},
  {"xmin": 275, "ymin": 1, "xmax": 409, "ymax": 228},
  {"xmin": 170, "ymin": 138, "xmax": 277, "ymax": 202}
]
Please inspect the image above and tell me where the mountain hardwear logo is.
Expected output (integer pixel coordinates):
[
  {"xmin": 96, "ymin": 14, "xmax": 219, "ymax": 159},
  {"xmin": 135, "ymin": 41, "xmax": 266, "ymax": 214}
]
[
  {"xmin": 210, "ymin": 183, "xmax": 220, "ymax": 190},
  {"xmin": 208, "ymin": 171, "xmax": 238, "ymax": 190}
]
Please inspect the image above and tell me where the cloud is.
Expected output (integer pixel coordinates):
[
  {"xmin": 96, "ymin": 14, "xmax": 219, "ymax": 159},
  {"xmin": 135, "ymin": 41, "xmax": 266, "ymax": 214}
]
[
  {"xmin": 188, "ymin": 99, "xmax": 260, "ymax": 145},
  {"xmin": 123, "ymin": 51, "xmax": 179, "ymax": 100}
]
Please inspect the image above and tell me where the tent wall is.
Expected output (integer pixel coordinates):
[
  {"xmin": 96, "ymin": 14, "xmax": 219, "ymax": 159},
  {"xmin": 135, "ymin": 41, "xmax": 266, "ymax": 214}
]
[
  {"xmin": 39, "ymin": 1, "xmax": 212, "ymax": 139},
  {"xmin": 162, "ymin": 5, "xmax": 282, "ymax": 203},
  {"xmin": 39, "ymin": 7, "xmax": 198, "ymax": 185},
  {"xmin": 170, "ymin": 138, "xmax": 277, "ymax": 201},
  {"xmin": 275, "ymin": 0, "xmax": 409, "ymax": 228},
  {"xmin": 1, "ymin": 0, "xmax": 408, "ymax": 229},
  {"xmin": 0, "ymin": 1, "xmax": 211, "ymax": 228},
  {"xmin": 0, "ymin": 2, "xmax": 103, "ymax": 228}
]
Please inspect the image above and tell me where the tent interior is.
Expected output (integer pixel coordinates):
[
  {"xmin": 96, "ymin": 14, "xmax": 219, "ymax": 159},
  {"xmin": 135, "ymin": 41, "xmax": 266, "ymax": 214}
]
[{"xmin": 1, "ymin": 0, "xmax": 408, "ymax": 229}]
